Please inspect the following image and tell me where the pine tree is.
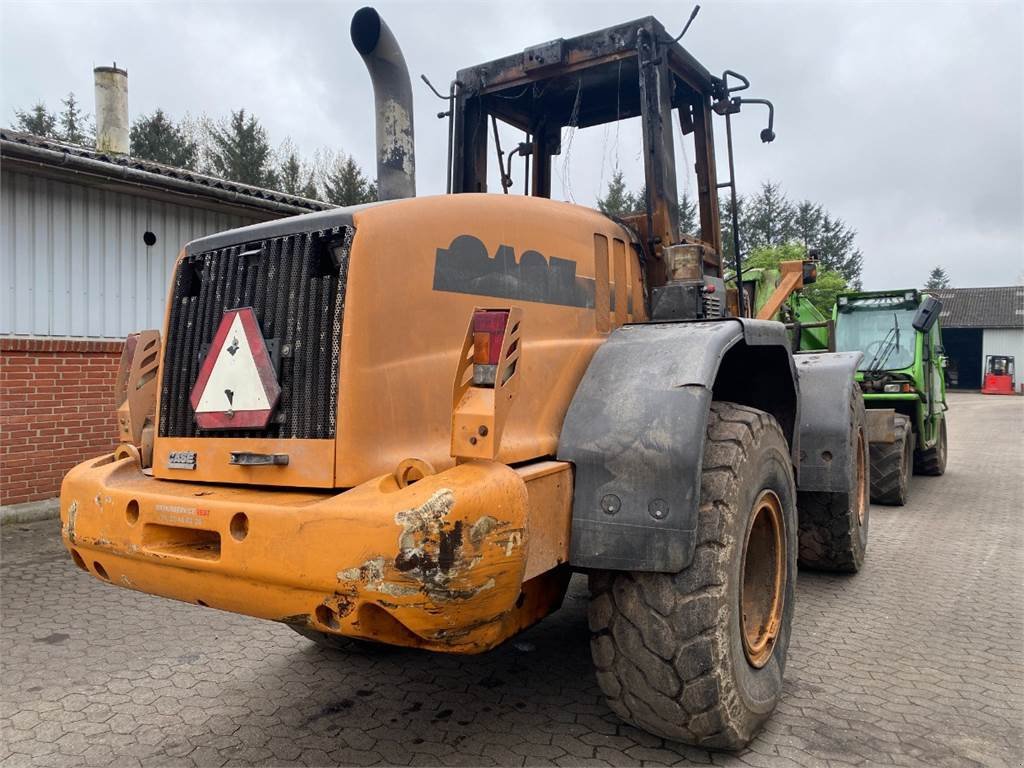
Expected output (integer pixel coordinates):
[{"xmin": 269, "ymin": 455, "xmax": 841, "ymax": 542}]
[
  {"xmin": 205, "ymin": 109, "xmax": 278, "ymax": 187},
  {"xmin": 742, "ymin": 182, "xmax": 795, "ymax": 250},
  {"xmin": 719, "ymin": 192, "xmax": 746, "ymax": 272},
  {"xmin": 792, "ymin": 200, "xmax": 824, "ymax": 251},
  {"xmin": 817, "ymin": 214, "xmax": 863, "ymax": 285},
  {"xmin": 924, "ymin": 266, "xmax": 951, "ymax": 290},
  {"xmin": 322, "ymin": 154, "xmax": 376, "ymax": 206},
  {"xmin": 597, "ymin": 170, "xmax": 640, "ymax": 216},
  {"xmin": 678, "ymin": 192, "xmax": 698, "ymax": 237},
  {"xmin": 277, "ymin": 143, "xmax": 319, "ymax": 198},
  {"xmin": 279, "ymin": 152, "xmax": 302, "ymax": 195},
  {"xmin": 598, "ymin": 173, "xmax": 698, "ymax": 237},
  {"xmin": 12, "ymin": 102, "xmax": 57, "ymax": 137},
  {"xmin": 130, "ymin": 109, "xmax": 198, "ymax": 169},
  {"xmin": 56, "ymin": 92, "xmax": 92, "ymax": 145}
]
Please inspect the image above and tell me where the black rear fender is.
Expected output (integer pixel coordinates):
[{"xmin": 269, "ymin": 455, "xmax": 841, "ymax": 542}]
[
  {"xmin": 793, "ymin": 352, "xmax": 864, "ymax": 493},
  {"xmin": 558, "ymin": 319, "xmax": 798, "ymax": 573}
]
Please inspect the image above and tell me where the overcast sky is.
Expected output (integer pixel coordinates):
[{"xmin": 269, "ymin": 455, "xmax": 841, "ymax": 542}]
[{"xmin": 2, "ymin": 0, "xmax": 1021, "ymax": 289}]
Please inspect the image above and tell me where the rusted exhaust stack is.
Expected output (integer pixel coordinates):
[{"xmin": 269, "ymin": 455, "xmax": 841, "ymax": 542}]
[
  {"xmin": 94, "ymin": 64, "xmax": 129, "ymax": 155},
  {"xmin": 351, "ymin": 7, "xmax": 416, "ymax": 200}
]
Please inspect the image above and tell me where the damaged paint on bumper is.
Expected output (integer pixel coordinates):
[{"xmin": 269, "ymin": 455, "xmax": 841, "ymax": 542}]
[{"xmin": 59, "ymin": 454, "xmax": 571, "ymax": 653}]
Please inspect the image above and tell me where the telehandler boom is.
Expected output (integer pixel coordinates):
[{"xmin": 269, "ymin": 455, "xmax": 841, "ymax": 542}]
[{"xmin": 61, "ymin": 7, "xmax": 870, "ymax": 749}]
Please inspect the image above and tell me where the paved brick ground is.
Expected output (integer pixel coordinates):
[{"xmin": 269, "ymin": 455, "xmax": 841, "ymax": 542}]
[{"xmin": 2, "ymin": 392, "xmax": 1022, "ymax": 767}]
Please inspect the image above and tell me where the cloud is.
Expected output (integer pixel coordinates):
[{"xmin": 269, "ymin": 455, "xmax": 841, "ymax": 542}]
[{"xmin": 2, "ymin": 0, "xmax": 1020, "ymax": 288}]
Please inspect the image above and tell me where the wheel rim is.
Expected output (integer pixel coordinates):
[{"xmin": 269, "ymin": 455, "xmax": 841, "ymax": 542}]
[
  {"xmin": 854, "ymin": 428, "xmax": 867, "ymax": 525},
  {"xmin": 740, "ymin": 490, "xmax": 786, "ymax": 669}
]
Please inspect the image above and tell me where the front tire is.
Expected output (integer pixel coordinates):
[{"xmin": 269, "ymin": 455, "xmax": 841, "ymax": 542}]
[
  {"xmin": 797, "ymin": 388, "xmax": 870, "ymax": 572},
  {"xmin": 869, "ymin": 414, "xmax": 912, "ymax": 505},
  {"xmin": 588, "ymin": 402, "xmax": 797, "ymax": 750},
  {"xmin": 914, "ymin": 417, "xmax": 947, "ymax": 476}
]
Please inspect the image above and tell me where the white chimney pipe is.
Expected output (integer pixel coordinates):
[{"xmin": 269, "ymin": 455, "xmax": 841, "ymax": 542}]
[{"xmin": 94, "ymin": 64, "xmax": 129, "ymax": 155}]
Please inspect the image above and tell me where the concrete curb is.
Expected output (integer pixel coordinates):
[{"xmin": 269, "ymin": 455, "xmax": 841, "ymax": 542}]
[{"xmin": 1, "ymin": 498, "xmax": 60, "ymax": 526}]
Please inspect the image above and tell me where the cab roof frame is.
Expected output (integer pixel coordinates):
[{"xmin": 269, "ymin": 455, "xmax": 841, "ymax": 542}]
[{"xmin": 450, "ymin": 16, "xmax": 727, "ymax": 282}]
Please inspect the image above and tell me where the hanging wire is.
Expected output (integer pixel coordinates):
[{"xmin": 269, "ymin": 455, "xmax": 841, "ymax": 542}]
[
  {"xmin": 494, "ymin": 85, "xmax": 530, "ymax": 100},
  {"xmin": 676, "ymin": 105, "xmax": 695, "ymax": 236},
  {"xmin": 597, "ymin": 121, "xmax": 610, "ymax": 203},
  {"xmin": 559, "ymin": 76, "xmax": 583, "ymax": 202},
  {"xmin": 614, "ymin": 59, "xmax": 622, "ymax": 172}
]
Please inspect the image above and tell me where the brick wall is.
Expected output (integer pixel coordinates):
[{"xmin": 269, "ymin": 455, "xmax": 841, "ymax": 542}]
[{"xmin": 1, "ymin": 338, "xmax": 123, "ymax": 506}]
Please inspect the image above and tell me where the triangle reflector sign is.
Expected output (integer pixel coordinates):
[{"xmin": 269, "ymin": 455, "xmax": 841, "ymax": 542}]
[{"xmin": 189, "ymin": 307, "xmax": 281, "ymax": 430}]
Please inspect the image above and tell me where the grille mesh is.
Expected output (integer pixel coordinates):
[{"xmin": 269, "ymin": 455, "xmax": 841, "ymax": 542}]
[{"xmin": 159, "ymin": 226, "xmax": 352, "ymax": 440}]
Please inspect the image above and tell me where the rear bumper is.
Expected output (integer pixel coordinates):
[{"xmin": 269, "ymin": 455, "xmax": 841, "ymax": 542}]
[{"xmin": 59, "ymin": 454, "xmax": 571, "ymax": 653}]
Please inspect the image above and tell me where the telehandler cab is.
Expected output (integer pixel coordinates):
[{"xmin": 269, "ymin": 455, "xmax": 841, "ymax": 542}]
[
  {"xmin": 61, "ymin": 7, "xmax": 870, "ymax": 749},
  {"xmin": 833, "ymin": 290, "xmax": 947, "ymax": 505}
]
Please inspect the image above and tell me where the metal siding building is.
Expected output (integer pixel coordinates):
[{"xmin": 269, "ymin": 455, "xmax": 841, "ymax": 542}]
[
  {"xmin": 982, "ymin": 328, "xmax": 1024, "ymax": 391},
  {"xmin": 0, "ymin": 129, "xmax": 333, "ymax": 340},
  {"xmin": 1, "ymin": 168, "xmax": 258, "ymax": 338},
  {"xmin": 0, "ymin": 129, "xmax": 335, "ymax": 507},
  {"xmin": 931, "ymin": 286, "xmax": 1024, "ymax": 391}
]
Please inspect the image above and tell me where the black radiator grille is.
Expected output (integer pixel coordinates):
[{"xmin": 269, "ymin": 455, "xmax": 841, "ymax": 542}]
[{"xmin": 159, "ymin": 226, "xmax": 352, "ymax": 440}]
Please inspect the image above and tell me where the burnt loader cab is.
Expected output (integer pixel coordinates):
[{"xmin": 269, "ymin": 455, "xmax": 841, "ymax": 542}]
[
  {"xmin": 449, "ymin": 15, "xmax": 776, "ymax": 320},
  {"xmin": 60, "ymin": 7, "xmax": 875, "ymax": 752},
  {"xmin": 451, "ymin": 17, "xmax": 727, "ymax": 286}
]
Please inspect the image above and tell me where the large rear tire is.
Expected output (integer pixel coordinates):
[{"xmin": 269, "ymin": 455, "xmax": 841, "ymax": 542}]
[
  {"xmin": 914, "ymin": 417, "xmax": 947, "ymax": 476},
  {"xmin": 869, "ymin": 414, "xmax": 912, "ymax": 505},
  {"xmin": 796, "ymin": 389, "xmax": 870, "ymax": 573},
  {"xmin": 588, "ymin": 402, "xmax": 797, "ymax": 750}
]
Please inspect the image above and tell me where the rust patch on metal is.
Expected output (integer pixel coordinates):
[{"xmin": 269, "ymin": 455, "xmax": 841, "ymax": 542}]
[
  {"xmin": 63, "ymin": 500, "xmax": 78, "ymax": 544},
  {"xmin": 322, "ymin": 594, "xmax": 355, "ymax": 619},
  {"xmin": 469, "ymin": 515, "xmax": 497, "ymax": 547},
  {"xmin": 393, "ymin": 489, "xmax": 459, "ymax": 576},
  {"xmin": 333, "ymin": 489, "xmax": 516, "ymax": 606},
  {"xmin": 390, "ymin": 490, "xmax": 499, "ymax": 602},
  {"xmin": 741, "ymin": 489, "xmax": 786, "ymax": 669}
]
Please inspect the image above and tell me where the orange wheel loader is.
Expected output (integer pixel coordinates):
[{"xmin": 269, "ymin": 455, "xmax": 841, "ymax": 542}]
[{"xmin": 60, "ymin": 8, "xmax": 870, "ymax": 749}]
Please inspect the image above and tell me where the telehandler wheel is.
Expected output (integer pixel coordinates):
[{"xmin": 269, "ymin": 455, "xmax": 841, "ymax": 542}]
[
  {"xmin": 796, "ymin": 389, "xmax": 870, "ymax": 573},
  {"xmin": 869, "ymin": 414, "xmax": 912, "ymax": 506},
  {"xmin": 588, "ymin": 402, "xmax": 797, "ymax": 751},
  {"xmin": 914, "ymin": 417, "xmax": 947, "ymax": 476}
]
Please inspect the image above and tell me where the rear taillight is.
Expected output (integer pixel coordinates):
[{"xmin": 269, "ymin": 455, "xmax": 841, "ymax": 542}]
[{"xmin": 472, "ymin": 310, "xmax": 509, "ymax": 387}]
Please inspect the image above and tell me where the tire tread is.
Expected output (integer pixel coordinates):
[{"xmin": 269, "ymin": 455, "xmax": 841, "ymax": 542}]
[
  {"xmin": 588, "ymin": 402, "xmax": 792, "ymax": 750},
  {"xmin": 869, "ymin": 415, "xmax": 910, "ymax": 505}
]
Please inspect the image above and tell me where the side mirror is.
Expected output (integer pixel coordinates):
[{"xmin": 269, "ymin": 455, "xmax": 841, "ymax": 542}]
[
  {"xmin": 940, "ymin": 356, "xmax": 948, "ymax": 369},
  {"xmin": 912, "ymin": 295, "xmax": 942, "ymax": 333}
]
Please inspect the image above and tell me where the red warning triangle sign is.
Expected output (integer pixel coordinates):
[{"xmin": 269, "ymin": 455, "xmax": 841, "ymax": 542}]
[{"xmin": 189, "ymin": 308, "xmax": 281, "ymax": 430}]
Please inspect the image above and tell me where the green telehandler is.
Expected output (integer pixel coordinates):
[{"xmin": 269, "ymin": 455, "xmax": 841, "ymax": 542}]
[
  {"xmin": 833, "ymin": 290, "xmax": 948, "ymax": 505},
  {"xmin": 740, "ymin": 271, "xmax": 947, "ymax": 507}
]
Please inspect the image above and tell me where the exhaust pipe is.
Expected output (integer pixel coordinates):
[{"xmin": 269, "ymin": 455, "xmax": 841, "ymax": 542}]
[{"xmin": 351, "ymin": 7, "xmax": 416, "ymax": 200}]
